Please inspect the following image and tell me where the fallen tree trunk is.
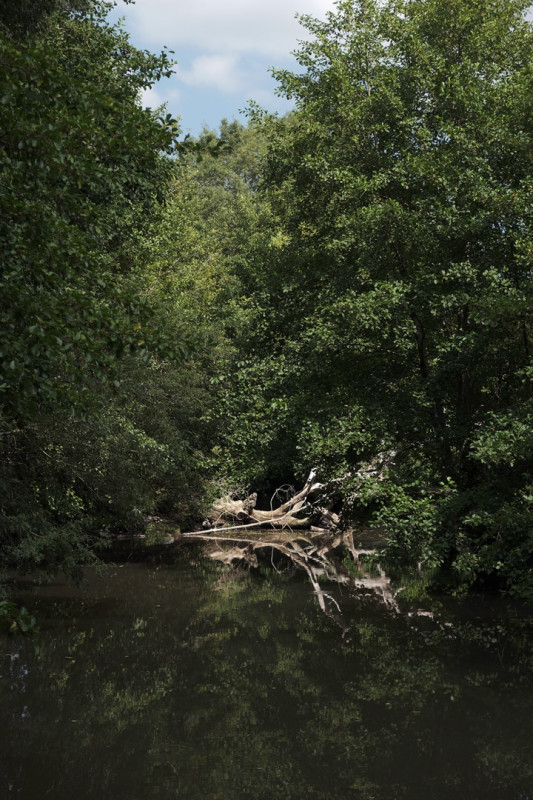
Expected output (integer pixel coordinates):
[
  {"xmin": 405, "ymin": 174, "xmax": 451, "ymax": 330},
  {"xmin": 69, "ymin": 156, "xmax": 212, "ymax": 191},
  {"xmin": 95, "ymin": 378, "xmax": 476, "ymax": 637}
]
[
  {"xmin": 205, "ymin": 452, "xmax": 396, "ymax": 533},
  {"xmin": 206, "ymin": 469, "xmax": 334, "ymax": 531}
]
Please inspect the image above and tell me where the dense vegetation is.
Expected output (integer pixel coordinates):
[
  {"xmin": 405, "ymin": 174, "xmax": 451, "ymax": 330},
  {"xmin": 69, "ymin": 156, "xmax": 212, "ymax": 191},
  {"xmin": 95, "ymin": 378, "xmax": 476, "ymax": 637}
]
[
  {"xmin": 1, "ymin": 0, "xmax": 533, "ymax": 600},
  {"xmin": 0, "ymin": 0, "xmax": 220, "ymax": 584}
]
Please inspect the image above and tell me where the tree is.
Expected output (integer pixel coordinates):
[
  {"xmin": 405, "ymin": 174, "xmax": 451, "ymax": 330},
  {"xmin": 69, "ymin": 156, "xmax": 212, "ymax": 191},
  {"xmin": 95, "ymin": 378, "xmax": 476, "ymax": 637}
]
[
  {"xmin": 147, "ymin": 120, "xmax": 293, "ymax": 494},
  {"xmin": 0, "ymin": 0, "xmax": 179, "ymax": 423},
  {"xmin": 232, "ymin": 0, "xmax": 533, "ymax": 596},
  {"xmin": 0, "ymin": 1, "xmax": 209, "ymax": 585}
]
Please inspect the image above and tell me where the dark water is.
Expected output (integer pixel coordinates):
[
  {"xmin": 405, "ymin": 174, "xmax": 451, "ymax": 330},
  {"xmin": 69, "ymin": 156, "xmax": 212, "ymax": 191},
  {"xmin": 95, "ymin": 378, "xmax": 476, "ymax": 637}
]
[{"xmin": 1, "ymin": 557, "xmax": 533, "ymax": 800}]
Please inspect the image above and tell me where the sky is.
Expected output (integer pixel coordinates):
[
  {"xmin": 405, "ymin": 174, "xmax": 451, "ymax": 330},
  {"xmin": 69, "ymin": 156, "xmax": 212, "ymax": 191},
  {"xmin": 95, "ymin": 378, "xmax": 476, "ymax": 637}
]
[{"xmin": 109, "ymin": 0, "xmax": 336, "ymax": 136}]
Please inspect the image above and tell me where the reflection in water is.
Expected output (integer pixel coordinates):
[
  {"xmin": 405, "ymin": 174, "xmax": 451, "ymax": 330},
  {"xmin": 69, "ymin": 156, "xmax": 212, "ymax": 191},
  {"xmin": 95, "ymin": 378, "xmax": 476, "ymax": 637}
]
[
  {"xmin": 1, "ymin": 559, "xmax": 533, "ymax": 800},
  {"xmin": 187, "ymin": 528, "xmax": 401, "ymax": 622}
]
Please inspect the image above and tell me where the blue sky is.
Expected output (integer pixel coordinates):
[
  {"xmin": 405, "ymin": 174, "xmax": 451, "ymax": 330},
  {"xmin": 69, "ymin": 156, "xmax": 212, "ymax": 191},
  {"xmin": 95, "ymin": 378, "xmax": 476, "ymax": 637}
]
[{"xmin": 108, "ymin": 0, "xmax": 335, "ymax": 137}]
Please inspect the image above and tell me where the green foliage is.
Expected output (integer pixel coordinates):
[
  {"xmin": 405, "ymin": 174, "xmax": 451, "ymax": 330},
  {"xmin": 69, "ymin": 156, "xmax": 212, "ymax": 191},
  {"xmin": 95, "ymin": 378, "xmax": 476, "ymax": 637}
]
[
  {"xmin": 0, "ymin": 1, "xmax": 217, "ymax": 588},
  {"xmin": 0, "ymin": 0, "xmax": 178, "ymax": 422},
  {"xmin": 3, "ymin": 0, "xmax": 533, "ymax": 600},
  {"xmin": 147, "ymin": 120, "xmax": 287, "ymax": 492},
  {"xmin": 213, "ymin": 0, "xmax": 533, "ymax": 596},
  {"xmin": 0, "ymin": 354, "xmax": 214, "ymax": 581},
  {"xmin": 0, "ymin": 599, "xmax": 38, "ymax": 637}
]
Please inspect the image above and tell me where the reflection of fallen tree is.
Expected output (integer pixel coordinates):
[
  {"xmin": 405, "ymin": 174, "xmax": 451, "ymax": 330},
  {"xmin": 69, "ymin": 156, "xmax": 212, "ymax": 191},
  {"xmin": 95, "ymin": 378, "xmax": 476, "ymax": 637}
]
[
  {"xmin": 186, "ymin": 461, "xmax": 409, "ymax": 628},
  {"xmin": 181, "ymin": 528, "xmax": 400, "ymax": 617},
  {"xmin": 181, "ymin": 455, "xmax": 455, "ymax": 633}
]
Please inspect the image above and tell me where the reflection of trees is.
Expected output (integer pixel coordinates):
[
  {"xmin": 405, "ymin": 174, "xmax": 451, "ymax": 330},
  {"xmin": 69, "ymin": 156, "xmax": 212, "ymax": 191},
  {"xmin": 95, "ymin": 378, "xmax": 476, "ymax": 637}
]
[{"xmin": 1, "ymin": 564, "xmax": 532, "ymax": 799}]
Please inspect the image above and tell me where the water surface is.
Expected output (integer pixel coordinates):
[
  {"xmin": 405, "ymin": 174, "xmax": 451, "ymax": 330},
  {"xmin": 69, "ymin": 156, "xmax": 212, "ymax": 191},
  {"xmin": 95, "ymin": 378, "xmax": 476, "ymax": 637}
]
[{"xmin": 1, "ymin": 558, "xmax": 532, "ymax": 799}]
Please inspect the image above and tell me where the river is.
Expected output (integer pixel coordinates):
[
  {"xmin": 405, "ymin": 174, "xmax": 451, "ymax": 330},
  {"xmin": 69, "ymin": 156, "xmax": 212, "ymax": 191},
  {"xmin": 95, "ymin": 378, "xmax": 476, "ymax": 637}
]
[{"xmin": 1, "ymin": 553, "xmax": 532, "ymax": 799}]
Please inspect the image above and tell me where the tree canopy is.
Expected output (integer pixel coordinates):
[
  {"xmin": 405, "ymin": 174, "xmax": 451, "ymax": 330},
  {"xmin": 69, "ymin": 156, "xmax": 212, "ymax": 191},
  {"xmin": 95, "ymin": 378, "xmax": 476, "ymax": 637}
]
[
  {"xmin": 217, "ymin": 0, "xmax": 533, "ymax": 597},
  {"xmin": 0, "ymin": 0, "xmax": 214, "ymax": 585},
  {"xmin": 0, "ymin": 0, "xmax": 181, "ymax": 422},
  {"xmin": 2, "ymin": 0, "xmax": 533, "ymax": 600}
]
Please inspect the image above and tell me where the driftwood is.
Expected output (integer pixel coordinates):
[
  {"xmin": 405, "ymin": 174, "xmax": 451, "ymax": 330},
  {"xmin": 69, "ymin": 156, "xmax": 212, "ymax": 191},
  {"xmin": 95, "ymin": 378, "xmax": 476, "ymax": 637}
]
[
  {"xmin": 205, "ymin": 453, "xmax": 396, "ymax": 535},
  {"xmin": 184, "ymin": 457, "xmax": 410, "ymax": 625},
  {"xmin": 180, "ymin": 452, "xmax": 454, "ymax": 631},
  {"xmin": 190, "ymin": 464, "xmax": 399, "ymax": 617},
  {"xmin": 205, "ymin": 469, "xmax": 339, "ymax": 532}
]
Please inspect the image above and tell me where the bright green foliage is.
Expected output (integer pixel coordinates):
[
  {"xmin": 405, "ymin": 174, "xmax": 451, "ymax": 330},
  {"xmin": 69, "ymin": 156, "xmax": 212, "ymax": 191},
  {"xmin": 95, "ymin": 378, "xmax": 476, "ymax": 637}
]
[
  {"xmin": 145, "ymin": 120, "xmax": 289, "ymax": 491},
  {"xmin": 144, "ymin": 121, "xmax": 266, "ymax": 343},
  {"xmin": 224, "ymin": 0, "xmax": 533, "ymax": 595}
]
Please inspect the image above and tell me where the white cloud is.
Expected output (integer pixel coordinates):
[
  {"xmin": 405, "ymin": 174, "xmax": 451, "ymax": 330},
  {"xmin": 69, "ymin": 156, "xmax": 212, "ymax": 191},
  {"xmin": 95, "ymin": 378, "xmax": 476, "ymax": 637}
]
[
  {"xmin": 115, "ymin": 0, "xmax": 336, "ymax": 58},
  {"xmin": 140, "ymin": 84, "xmax": 182, "ymax": 109},
  {"xmin": 178, "ymin": 54, "xmax": 244, "ymax": 93}
]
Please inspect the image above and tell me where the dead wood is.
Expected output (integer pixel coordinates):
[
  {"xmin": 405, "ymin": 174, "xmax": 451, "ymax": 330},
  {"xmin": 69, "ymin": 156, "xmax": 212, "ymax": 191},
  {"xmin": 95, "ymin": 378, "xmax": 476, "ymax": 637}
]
[
  {"xmin": 207, "ymin": 469, "xmax": 323, "ymax": 531},
  {"xmin": 188, "ymin": 457, "xmax": 403, "ymax": 621},
  {"xmin": 205, "ymin": 453, "xmax": 395, "ymax": 534}
]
